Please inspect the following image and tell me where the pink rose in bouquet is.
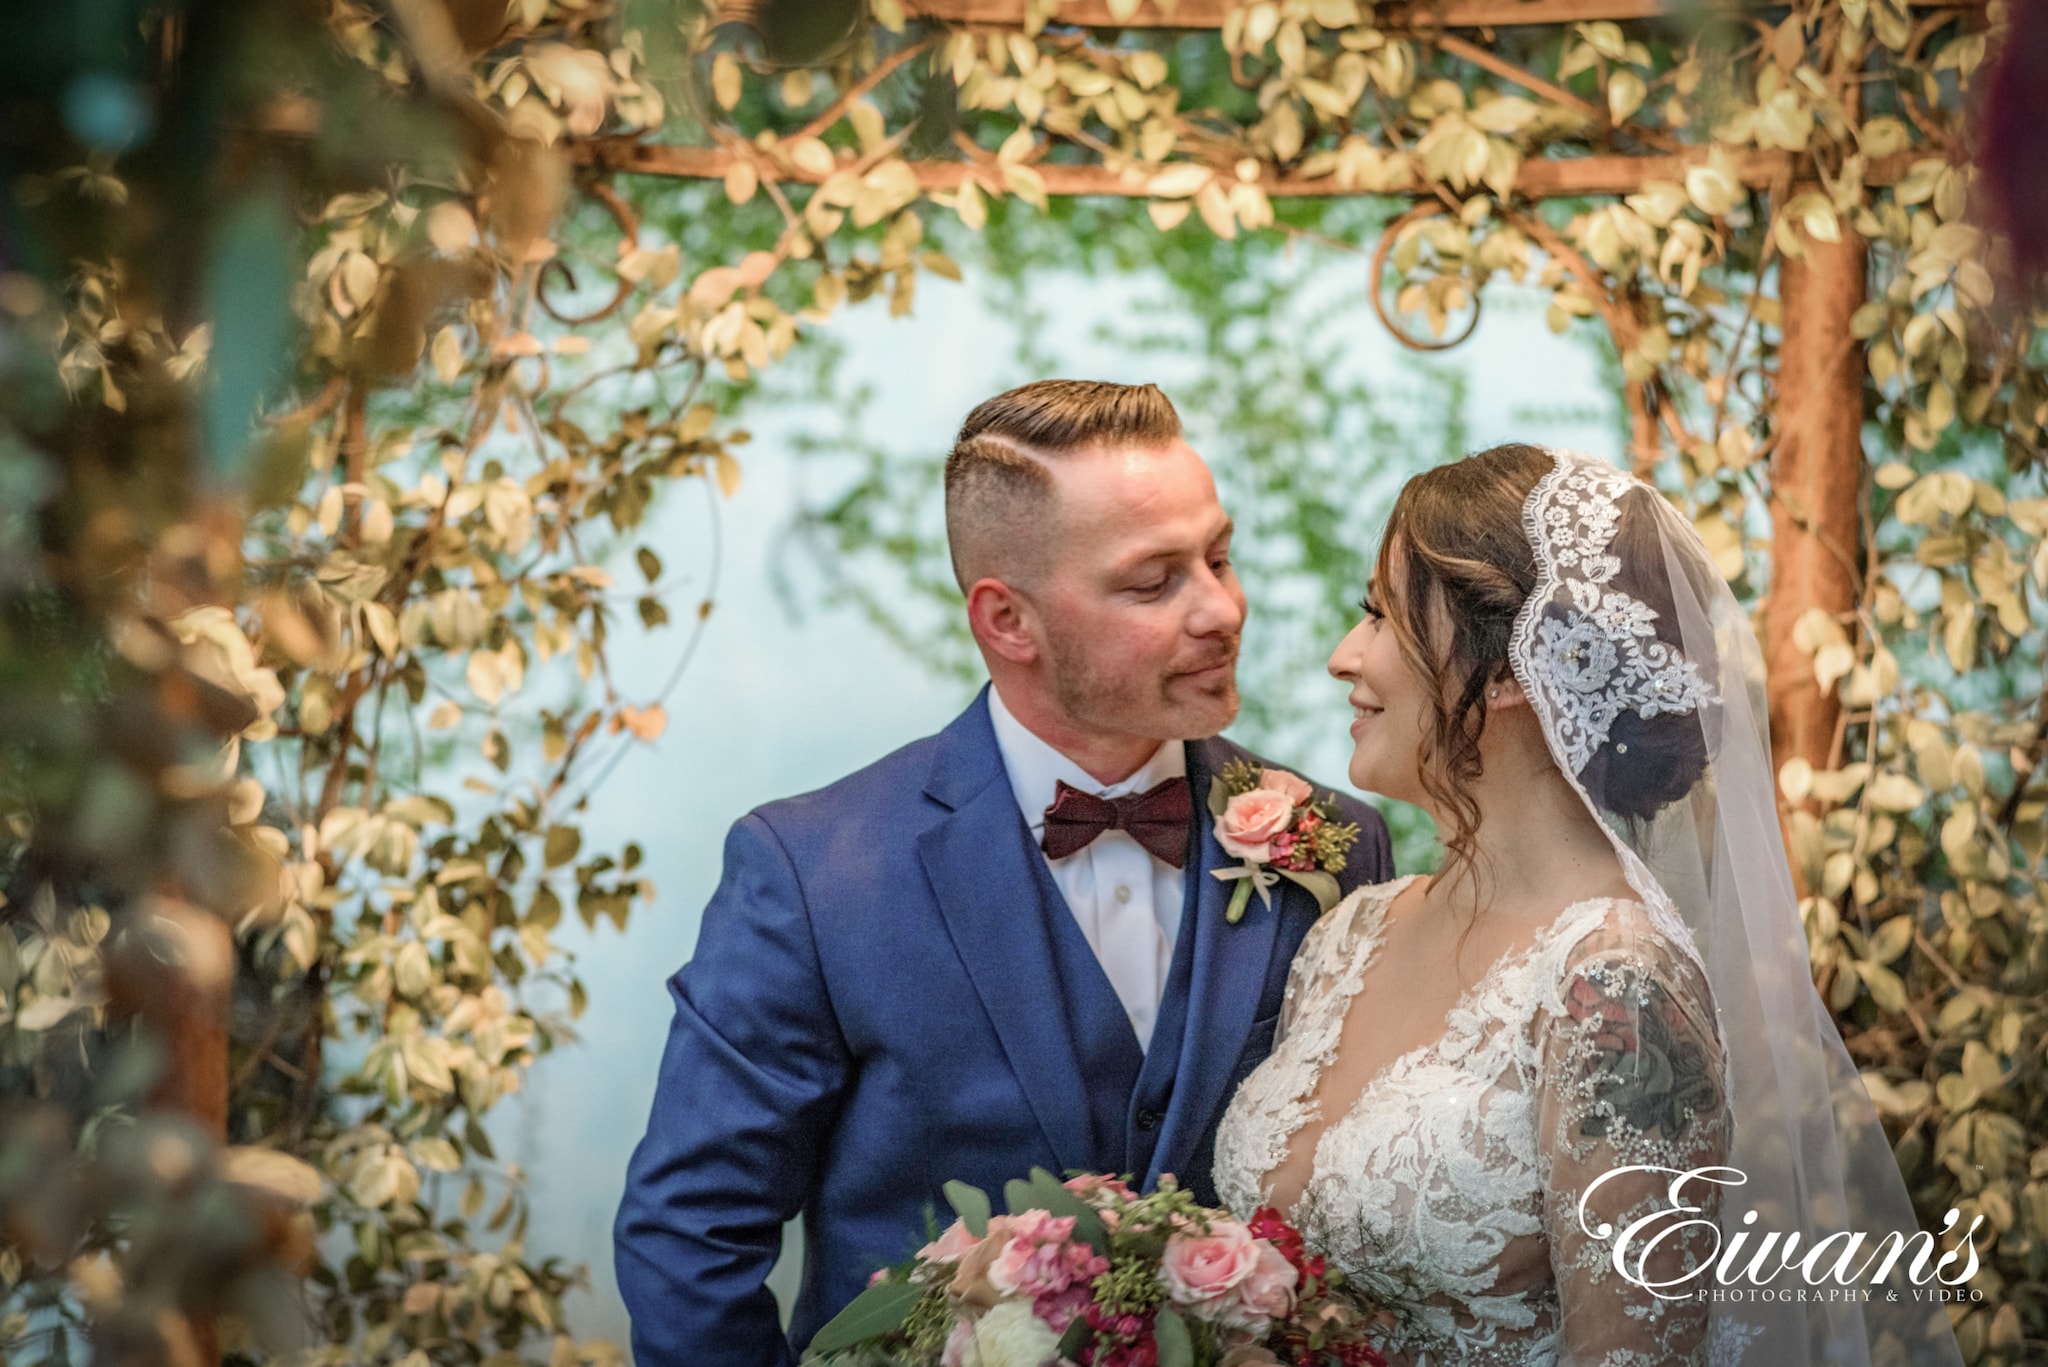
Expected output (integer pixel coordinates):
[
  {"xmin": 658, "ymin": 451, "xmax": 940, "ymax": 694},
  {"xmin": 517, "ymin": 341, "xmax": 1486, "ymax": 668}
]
[
  {"xmin": 919, "ymin": 1219, "xmax": 984, "ymax": 1267},
  {"xmin": 1215, "ymin": 790, "xmax": 1295, "ymax": 862},
  {"xmin": 1161, "ymin": 1219, "xmax": 1261, "ymax": 1307},
  {"xmin": 1218, "ymin": 1241, "xmax": 1301, "ymax": 1332}
]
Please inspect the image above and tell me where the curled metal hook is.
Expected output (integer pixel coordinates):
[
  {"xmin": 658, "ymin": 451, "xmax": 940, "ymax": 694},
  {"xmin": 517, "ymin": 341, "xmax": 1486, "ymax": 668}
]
[
  {"xmin": 1370, "ymin": 202, "xmax": 1484, "ymax": 353},
  {"xmin": 536, "ymin": 180, "xmax": 643, "ymax": 326}
]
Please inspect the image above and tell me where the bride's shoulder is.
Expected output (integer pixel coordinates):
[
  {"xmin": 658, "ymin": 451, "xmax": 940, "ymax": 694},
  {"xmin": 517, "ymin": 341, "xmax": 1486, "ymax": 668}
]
[
  {"xmin": 1541, "ymin": 893, "xmax": 1709, "ymax": 994},
  {"xmin": 1295, "ymin": 873, "xmax": 1417, "ymax": 957},
  {"xmin": 1329, "ymin": 872, "xmax": 1419, "ymax": 922}
]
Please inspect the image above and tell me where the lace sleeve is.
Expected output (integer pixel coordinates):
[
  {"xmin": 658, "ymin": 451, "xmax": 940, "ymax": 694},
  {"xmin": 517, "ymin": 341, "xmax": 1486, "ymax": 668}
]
[{"xmin": 1536, "ymin": 910, "xmax": 1729, "ymax": 1367}]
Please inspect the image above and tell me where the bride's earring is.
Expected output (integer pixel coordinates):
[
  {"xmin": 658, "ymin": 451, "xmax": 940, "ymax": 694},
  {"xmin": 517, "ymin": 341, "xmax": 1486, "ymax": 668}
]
[{"xmin": 1488, "ymin": 688, "xmax": 1498, "ymax": 699}]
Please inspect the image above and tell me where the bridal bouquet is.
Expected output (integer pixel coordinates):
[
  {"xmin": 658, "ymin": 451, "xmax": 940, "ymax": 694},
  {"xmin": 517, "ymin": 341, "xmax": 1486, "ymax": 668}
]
[{"xmin": 803, "ymin": 1169, "xmax": 1387, "ymax": 1367}]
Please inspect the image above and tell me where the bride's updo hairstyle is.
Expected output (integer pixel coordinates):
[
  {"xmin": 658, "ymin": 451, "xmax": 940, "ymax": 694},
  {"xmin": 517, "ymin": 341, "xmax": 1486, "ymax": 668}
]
[{"xmin": 1376, "ymin": 443, "xmax": 1711, "ymax": 875}]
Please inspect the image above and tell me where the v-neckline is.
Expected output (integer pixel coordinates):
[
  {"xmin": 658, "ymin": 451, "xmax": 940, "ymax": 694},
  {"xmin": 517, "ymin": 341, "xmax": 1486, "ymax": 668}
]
[
  {"xmin": 1265, "ymin": 880, "xmax": 1628, "ymax": 1212},
  {"xmin": 1342, "ymin": 886, "xmax": 1581, "ymax": 1089}
]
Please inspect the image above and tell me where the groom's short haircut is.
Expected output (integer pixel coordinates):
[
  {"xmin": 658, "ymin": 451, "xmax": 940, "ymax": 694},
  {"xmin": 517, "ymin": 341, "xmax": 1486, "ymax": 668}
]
[{"xmin": 944, "ymin": 380, "xmax": 1182, "ymax": 589}]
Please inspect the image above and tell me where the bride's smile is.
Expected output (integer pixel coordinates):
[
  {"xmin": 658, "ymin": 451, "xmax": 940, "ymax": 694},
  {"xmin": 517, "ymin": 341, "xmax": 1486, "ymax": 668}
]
[{"xmin": 1217, "ymin": 443, "xmax": 1960, "ymax": 1367}]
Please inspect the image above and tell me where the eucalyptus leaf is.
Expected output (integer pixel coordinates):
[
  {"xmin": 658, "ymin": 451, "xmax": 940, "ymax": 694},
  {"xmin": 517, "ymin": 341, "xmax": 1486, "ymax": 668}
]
[
  {"xmin": 943, "ymin": 1179, "xmax": 990, "ymax": 1237},
  {"xmin": 802, "ymin": 1280, "xmax": 923, "ymax": 1355},
  {"xmin": 1057, "ymin": 1315, "xmax": 1091, "ymax": 1356},
  {"xmin": 1155, "ymin": 1307, "xmax": 1195, "ymax": 1367}
]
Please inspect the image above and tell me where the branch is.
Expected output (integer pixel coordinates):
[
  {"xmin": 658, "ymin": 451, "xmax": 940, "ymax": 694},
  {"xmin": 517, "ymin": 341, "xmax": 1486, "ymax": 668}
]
[
  {"xmin": 575, "ymin": 139, "xmax": 1915, "ymax": 200},
  {"xmin": 1432, "ymin": 32, "xmax": 1682, "ymax": 155},
  {"xmin": 796, "ymin": 36, "xmax": 941, "ymax": 142}
]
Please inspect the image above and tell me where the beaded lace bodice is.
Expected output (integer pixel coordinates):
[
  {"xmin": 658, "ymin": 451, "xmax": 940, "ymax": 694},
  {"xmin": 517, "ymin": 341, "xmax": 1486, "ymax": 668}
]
[{"xmin": 1213, "ymin": 876, "xmax": 1733, "ymax": 1367}]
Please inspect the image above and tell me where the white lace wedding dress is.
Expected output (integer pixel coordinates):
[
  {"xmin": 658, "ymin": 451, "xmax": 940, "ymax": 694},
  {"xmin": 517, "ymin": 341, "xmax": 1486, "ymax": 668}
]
[{"xmin": 1213, "ymin": 874, "xmax": 1735, "ymax": 1367}]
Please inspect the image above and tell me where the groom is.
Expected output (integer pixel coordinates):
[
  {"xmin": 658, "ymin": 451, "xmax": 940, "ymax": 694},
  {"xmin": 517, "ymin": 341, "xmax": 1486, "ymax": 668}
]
[{"xmin": 614, "ymin": 380, "xmax": 1392, "ymax": 1366}]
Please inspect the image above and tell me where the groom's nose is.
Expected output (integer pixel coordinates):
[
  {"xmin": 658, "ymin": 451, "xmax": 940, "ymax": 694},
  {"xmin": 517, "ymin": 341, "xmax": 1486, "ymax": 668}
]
[{"xmin": 1185, "ymin": 562, "xmax": 1246, "ymax": 638}]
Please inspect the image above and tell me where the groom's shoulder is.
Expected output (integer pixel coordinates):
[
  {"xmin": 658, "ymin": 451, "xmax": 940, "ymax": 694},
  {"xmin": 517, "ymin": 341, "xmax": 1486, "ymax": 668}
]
[{"xmin": 747, "ymin": 729, "xmax": 947, "ymax": 842}]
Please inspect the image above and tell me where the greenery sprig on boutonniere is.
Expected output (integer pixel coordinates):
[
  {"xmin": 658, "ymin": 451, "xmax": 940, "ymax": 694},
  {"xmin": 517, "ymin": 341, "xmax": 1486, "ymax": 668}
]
[{"xmin": 1208, "ymin": 760, "xmax": 1362, "ymax": 924}]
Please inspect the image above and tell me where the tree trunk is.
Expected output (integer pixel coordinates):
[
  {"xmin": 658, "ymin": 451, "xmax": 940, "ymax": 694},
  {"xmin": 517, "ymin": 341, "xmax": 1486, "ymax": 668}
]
[
  {"xmin": 138, "ymin": 901, "xmax": 235, "ymax": 1131},
  {"xmin": 1764, "ymin": 228, "xmax": 1869, "ymax": 892},
  {"xmin": 107, "ymin": 894, "xmax": 234, "ymax": 1367}
]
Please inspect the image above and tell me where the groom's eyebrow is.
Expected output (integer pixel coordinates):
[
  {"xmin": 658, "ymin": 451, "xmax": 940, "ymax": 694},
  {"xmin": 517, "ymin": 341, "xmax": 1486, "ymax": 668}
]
[{"xmin": 1112, "ymin": 516, "xmax": 1234, "ymax": 573}]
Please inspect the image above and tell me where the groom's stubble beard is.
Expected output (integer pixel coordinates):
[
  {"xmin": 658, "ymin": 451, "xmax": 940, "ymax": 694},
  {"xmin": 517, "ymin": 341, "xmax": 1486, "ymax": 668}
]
[{"xmin": 1043, "ymin": 614, "xmax": 1242, "ymax": 742}]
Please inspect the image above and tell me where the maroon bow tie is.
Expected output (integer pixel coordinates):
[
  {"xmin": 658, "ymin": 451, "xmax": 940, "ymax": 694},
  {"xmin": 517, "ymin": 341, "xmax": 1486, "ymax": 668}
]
[{"xmin": 1040, "ymin": 776, "xmax": 1193, "ymax": 868}]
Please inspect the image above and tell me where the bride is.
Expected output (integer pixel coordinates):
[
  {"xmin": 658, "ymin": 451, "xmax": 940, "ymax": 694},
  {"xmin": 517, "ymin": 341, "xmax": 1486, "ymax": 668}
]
[{"xmin": 1214, "ymin": 445, "xmax": 1964, "ymax": 1367}]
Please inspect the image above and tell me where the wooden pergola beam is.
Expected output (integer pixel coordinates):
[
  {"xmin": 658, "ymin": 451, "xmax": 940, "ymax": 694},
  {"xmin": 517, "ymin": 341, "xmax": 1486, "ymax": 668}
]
[
  {"xmin": 579, "ymin": 139, "xmax": 1909, "ymax": 200},
  {"xmin": 897, "ymin": 0, "xmax": 1971, "ymax": 26},
  {"xmin": 906, "ymin": 0, "xmax": 1671, "ymax": 25}
]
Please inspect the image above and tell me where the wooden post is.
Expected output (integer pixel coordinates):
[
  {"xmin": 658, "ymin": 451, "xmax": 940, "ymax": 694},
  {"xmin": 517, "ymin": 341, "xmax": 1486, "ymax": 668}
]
[
  {"xmin": 133, "ymin": 900, "xmax": 235, "ymax": 1132},
  {"xmin": 108, "ymin": 894, "xmax": 236, "ymax": 1367},
  {"xmin": 1764, "ymin": 225, "xmax": 1868, "ymax": 889}
]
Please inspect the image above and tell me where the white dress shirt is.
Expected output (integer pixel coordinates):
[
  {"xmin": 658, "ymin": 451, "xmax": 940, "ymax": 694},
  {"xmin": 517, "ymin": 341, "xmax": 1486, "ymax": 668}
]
[{"xmin": 987, "ymin": 686, "xmax": 1187, "ymax": 1051}]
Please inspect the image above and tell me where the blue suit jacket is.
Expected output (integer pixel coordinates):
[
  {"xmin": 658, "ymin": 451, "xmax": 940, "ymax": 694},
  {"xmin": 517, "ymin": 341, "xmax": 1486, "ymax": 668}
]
[{"xmin": 614, "ymin": 690, "xmax": 1392, "ymax": 1366}]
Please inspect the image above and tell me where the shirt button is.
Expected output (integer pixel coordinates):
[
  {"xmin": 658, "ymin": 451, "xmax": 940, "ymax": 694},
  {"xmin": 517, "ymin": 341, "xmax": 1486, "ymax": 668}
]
[
  {"xmin": 1136, "ymin": 1108, "xmax": 1160, "ymax": 1131},
  {"xmin": 1115, "ymin": 885, "xmax": 1133, "ymax": 904}
]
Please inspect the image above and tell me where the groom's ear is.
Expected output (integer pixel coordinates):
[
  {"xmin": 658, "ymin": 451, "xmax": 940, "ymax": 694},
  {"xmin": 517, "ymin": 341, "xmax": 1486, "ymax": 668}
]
[{"xmin": 966, "ymin": 578, "xmax": 1041, "ymax": 665}]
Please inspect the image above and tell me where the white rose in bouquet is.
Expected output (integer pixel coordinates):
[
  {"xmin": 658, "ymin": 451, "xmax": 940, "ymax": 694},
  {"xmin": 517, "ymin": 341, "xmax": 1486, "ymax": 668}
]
[{"xmin": 970, "ymin": 1299, "xmax": 1061, "ymax": 1367}]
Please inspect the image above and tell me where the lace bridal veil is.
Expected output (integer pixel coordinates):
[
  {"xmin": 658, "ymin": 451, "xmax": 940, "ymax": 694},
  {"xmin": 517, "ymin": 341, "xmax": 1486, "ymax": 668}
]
[{"xmin": 1515, "ymin": 451, "xmax": 1964, "ymax": 1367}]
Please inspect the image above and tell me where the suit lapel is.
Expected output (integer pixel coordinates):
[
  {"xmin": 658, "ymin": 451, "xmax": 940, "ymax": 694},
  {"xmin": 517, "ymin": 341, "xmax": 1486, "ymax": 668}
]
[
  {"xmin": 1146, "ymin": 737, "xmax": 1290, "ymax": 1184},
  {"xmin": 917, "ymin": 690, "xmax": 1141, "ymax": 1175}
]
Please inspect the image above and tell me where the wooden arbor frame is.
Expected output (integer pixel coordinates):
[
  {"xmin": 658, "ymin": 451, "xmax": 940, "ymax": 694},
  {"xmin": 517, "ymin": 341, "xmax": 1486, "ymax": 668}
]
[{"xmin": 596, "ymin": 0, "xmax": 1942, "ymax": 879}]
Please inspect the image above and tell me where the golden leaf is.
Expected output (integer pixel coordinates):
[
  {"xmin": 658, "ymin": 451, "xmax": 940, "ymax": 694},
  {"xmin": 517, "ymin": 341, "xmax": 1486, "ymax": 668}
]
[
  {"xmin": 723, "ymin": 158, "xmax": 758, "ymax": 205},
  {"xmin": 1195, "ymin": 182, "xmax": 1236, "ymax": 239},
  {"xmin": 1606, "ymin": 71, "xmax": 1646, "ymax": 125},
  {"xmin": 425, "ymin": 202, "xmax": 478, "ymax": 254},
  {"xmin": 1148, "ymin": 199, "xmax": 1192, "ymax": 231},
  {"xmin": 689, "ymin": 267, "xmax": 743, "ymax": 309},
  {"xmin": 619, "ymin": 704, "xmax": 667, "ymax": 741},
  {"xmin": 786, "ymin": 136, "xmax": 836, "ymax": 178},
  {"xmin": 1683, "ymin": 152, "xmax": 1741, "ymax": 218},
  {"xmin": 1147, "ymin": 164, "xmax": 1212, "ymax": 199},
  {"xmin": 712, "ymin": 54, "xmax": 742, "ymax": 112},
  {"xmin": 954, "ymin": 179, "xmax": 987, "ymax": 232},
  {"xmin": 221, "ymin": 1148, "xmax": 324, "ymax": 1205}
]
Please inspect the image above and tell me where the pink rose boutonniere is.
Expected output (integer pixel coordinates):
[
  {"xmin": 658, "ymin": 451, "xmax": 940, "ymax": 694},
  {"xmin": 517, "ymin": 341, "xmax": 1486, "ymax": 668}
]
[{"xmin": 1209, "ymin": 761, "xmax": 1362, "ymax": 924}]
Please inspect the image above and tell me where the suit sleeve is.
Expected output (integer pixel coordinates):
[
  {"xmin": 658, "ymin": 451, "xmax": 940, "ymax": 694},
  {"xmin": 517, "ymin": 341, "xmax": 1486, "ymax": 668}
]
[{"xmin": 614, "ymin": 813, "xmax": 850, "ymax": 1367}]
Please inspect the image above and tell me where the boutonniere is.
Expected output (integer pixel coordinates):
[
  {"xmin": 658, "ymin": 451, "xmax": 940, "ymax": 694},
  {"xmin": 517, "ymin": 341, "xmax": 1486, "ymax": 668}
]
[{"xmin": 1208, "ymin": 760, "xmax": 1361, "ymax": 924}]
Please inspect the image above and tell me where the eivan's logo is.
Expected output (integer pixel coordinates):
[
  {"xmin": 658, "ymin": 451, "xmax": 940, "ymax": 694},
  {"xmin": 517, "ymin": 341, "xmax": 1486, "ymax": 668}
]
[{"xmin": 1578, "ymin": 1166, "xmax": 1985, "ymax": 1302}]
